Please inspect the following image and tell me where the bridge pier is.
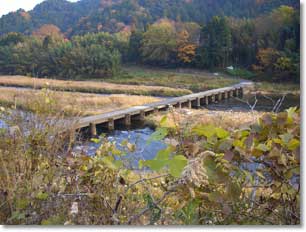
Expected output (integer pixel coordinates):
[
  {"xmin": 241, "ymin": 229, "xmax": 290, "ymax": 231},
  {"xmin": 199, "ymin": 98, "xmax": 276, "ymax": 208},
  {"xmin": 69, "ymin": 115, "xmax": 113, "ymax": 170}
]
[
  {"xmin": 200, "ymin": 97, "xmax": 205, "ymax": 106},
  {"xmin": 222, "ymin": 92, "xmax": 226, "ymax": 100},
  {"xmin": 133, "ymin": 110, "xmax": 146, "ymax": 122},
  {"xmin": 90, "ymin": 123, "xmax": 97, "ymax": 138},
  {"xmin": 205, "ymin": 96, "xmax": 209, "ymax": 105},
  {"xmin": 124, "ymin": 114, "xmax": 131, "ymax": 127},
  {"xmin": 192, "ymin": 98, "xmax": 201, "ymax": 109},
  {"xmin": 177, "ymin": 102, "xmax": 182, "ymax": 109},
  {"xmin": 218, "ymin": 93, "xmax": 222, "ymax": 102},
  {"xmin": 174, "ymin": 102, "xmax": 182, "ymax": 109},
  {"xmin": 139, "ymin": 110, "xmax": 145, "ymax": 121},
  {"xmin": 234, "ymin": 88, "xmax": 239, "ymax": 97},
  {"xmin": 208, "ymin": 95, "xmax": 214, "ymax": 103},
  {"xmin": 187, "ymin": 100, "xmax": 192, "ymax": 109},
  {"xmin": 108, "ymin": 119, "xmax": 114, "ymax": 131},
  {"xmin": 228, "ymin": 91, "xmax": 232, "ymax": 98},
  {"xmin": 239, "ymin": 88, "xmax": 244, "ymax": 98},
  {"xmin": 214, "ymin": 94, "xmax": 219, "ymax": 102}
]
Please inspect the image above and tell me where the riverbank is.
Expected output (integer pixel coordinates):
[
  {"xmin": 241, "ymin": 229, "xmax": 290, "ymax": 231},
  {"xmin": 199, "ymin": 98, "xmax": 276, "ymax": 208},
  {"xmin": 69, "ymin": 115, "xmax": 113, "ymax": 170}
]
[
  {"xmin": 0, "ymin": 66, "xmax": 300, "ymax": 97},
  {"xmin": 0, "ymin": 87, "xmax": 161, "ymax": 116},
  {"xmin": 110, "ymin": 66, "xmax": 242, "ymax": 92},
  {"xmin": 0, "ymin": 75, "xmax": 191, "ymax": 97},
  {"xmin": 251, "ymin": 82, "xmax": 300, "ymax": 96},
  {"xmin": 146, "ymin": 108, "xmax": 264, "ymax": 131}
]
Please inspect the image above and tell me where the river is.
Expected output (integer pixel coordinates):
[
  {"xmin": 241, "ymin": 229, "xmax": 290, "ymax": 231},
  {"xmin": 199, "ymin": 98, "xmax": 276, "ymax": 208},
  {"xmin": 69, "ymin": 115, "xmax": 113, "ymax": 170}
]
[
  {"xmin": 72, "ymin": 92, "xmax": 300, "ymax": 168},
  {"xmin": 0, "ymin": 92, "xmax": 300, "ymax": 169}
]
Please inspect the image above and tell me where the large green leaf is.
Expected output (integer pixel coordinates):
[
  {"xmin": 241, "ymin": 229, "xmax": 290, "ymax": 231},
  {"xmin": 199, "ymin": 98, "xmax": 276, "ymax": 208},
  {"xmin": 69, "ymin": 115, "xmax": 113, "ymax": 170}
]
[
  {"xmin": 192, "ymin": 125, "xmax": 216, "ymax": 138},
  {"xmin": 155, "ymin": 147, "xmax": 173, "ymax": 160},
  {"xmin": 160, "ymin": 115, "xmax": 168, "ymax": 127},
  {"xmin": 169, "ymin": 155, "xmax": 188, "ymax": 178},
  {"xmin": 287, "ymin": 138, "xmax": 300, "ymax": 151},
  {"xmin": 256, "ymin": 143, "xmax": 270, "ymax": 152},
  {"xmin": 144, "ymin": 160, "xmax": 168, "ymax": 171},
  {"xmin": 215, "ymin": 128, "xmax": 230, "ymax": 139},
  {"xmin": 147, "ymin": 127, "xmax": 168, "ymax": 144},
  {"xmin": 102, "ymin": 156, "xmax": 122, "ymax": 170}
]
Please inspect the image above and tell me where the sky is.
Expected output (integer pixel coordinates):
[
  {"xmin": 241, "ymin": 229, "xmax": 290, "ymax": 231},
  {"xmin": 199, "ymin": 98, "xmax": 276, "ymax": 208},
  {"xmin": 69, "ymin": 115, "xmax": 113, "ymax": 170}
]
[{"xmin": 0, "ymin": 0, "xmax": 78, "ymax": 17}]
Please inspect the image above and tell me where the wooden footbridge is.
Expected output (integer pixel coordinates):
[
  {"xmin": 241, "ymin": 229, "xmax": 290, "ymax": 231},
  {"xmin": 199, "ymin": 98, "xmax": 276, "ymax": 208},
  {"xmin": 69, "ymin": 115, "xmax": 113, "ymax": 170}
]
[{"xmin": 76, "ymin": 83, "xmax": 251, "ymax": 136}]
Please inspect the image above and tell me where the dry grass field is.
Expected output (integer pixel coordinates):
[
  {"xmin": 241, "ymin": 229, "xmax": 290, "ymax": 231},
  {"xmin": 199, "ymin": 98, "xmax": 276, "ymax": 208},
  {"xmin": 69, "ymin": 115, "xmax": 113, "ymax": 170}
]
[
  {"xmin": 0, "ymin": 75, "xmax": 192, "ymax": 97},
  {"xmin": 147, "ymin": 108, "xmax": 264, "ymax": 131},
  {"xmin": 0, "ymin": 87, "xmax": 161, "ymax": 116}
]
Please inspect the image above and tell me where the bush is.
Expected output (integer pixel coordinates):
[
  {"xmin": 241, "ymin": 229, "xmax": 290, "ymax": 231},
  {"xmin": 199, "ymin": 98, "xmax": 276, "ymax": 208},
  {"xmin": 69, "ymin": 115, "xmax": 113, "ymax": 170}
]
[{"xmin": 226, "ymin": 68, "xmax": 256, "ymax": 79}]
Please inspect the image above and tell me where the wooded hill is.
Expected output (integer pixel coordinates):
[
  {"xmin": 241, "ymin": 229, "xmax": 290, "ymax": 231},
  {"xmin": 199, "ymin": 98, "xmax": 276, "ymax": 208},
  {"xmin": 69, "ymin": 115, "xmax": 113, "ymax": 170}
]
[
  {"xmin": 0, "ymin": 0, "xmax": 300, "ymax": 81},
  {"xmin": 0, "ymin": 0, "xmax": 299, "ymax": 36}
]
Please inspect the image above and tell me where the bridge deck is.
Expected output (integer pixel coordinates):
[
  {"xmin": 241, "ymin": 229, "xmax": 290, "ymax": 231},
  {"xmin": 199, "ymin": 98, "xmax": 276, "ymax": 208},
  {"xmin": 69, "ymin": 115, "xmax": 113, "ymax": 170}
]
[{"xmin": 76, "ymin": 83, "xmax": 250, "ymax": 132}]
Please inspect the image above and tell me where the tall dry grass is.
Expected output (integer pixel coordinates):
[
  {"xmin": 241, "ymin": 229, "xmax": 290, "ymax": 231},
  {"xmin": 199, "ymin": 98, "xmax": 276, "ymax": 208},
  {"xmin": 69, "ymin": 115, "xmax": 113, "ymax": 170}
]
[
  {"xmin": 0, "ymin": 87, "xmax": 161, "ymax": 116},
  {"xmin": 148, "ymin": 108, "xmax": 264, "ymax": 131},
  {"xmin": 0, "ymin": 75, "xmax": 192, "ymax": 97}
]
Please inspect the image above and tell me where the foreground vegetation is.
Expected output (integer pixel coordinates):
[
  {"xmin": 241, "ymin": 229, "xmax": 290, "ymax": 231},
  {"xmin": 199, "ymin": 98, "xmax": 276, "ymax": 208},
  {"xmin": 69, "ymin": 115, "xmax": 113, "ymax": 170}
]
[
  {"xmin": 0, "ymin": 95, "xmax": 300, "ymax": 224},
  {"xmin": 0, "ymin": 87, "xmax": 160, "ymax": 116}
]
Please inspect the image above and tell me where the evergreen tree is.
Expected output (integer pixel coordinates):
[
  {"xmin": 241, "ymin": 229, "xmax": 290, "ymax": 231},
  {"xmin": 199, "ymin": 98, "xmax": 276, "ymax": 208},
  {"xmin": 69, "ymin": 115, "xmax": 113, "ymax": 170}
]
[{"xmin": 197, "ymin": 16, "xmax": 232, "ymax": 68}]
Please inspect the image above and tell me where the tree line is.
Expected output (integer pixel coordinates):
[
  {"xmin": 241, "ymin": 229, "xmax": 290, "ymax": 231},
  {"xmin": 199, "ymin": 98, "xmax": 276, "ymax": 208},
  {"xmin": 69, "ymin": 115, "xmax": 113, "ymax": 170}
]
[
  {"xmin": 0, "ymin": 5, "xmax": 300, "ymax": 81},
  {"xmin": 0, "ymin": 31, "xmax": 122, "ymax": 78},
  {"xmin": 128, "ymin": 5, "xmax": 299, "ymax": 81}
]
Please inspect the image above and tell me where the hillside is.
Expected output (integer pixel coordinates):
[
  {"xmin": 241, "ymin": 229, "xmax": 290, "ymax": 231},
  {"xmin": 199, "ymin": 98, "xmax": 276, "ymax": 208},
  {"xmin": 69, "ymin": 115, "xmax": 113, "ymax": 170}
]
[{"xmin": 0, "ymin": 0, "xmax": 299, "ymax": 36}]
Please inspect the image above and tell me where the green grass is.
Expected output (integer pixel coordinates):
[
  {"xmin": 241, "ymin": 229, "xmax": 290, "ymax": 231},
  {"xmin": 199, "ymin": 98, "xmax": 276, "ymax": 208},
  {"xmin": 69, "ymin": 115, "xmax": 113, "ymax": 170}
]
[
  {"xmin": 253, "ymin": 82, "xmax": 300, "ymax": 95},
  {"xmin": 226, "ymin": 68, "xmax": 256, "ymax": 79},
  {"xmin": 106, "ymin": 65, "xmax": 242, "ymax": 92}
]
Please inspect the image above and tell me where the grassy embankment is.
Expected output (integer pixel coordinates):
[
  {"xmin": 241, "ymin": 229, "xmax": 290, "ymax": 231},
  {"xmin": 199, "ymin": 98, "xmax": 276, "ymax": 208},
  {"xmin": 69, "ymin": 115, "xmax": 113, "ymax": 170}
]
[
  {"xmin": 0, "ymin": 66, "xmax": 242, "ymax": 97},
  {"xmin": 0, "ymin": 75, "xmax": 192, "ymax": 97},
  {"xmin": 0, "ymin": 87, "xmax": 160, "ymax": 116},
  {"xmin": 225, "ymin": 68, "xmax": 300, "ymax": 95},
  {"xmin": 251, "ymin": 82, "xmax": 300, "ymax": 95},
  {"xmin": 113, "ymin": 66, "xmax": 300, "ymax": 95},
  {"xmin": 111, "ymin": 66, "xmax": 241, "ymax": 92},
  {"xmin": 1, "ymin": 66, "xmax": 299, "ymax": 96}
]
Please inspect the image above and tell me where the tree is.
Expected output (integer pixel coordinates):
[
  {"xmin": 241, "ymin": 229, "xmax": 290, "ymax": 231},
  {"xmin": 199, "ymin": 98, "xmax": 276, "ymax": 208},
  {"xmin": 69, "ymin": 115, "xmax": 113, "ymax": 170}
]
[
  {"xmin": 128, "ymin": 30, "xmax": 143, "ymax": 63},
  {"xmin": 32, "ymin": 24, "xmax": 64, "ymax": 40},
  {"xmin": 0, "ymin": 32, "xmax": 25, "ymax": 46},
  {"xmin": 197, "ymin": 16, "xmax": 232, "ymax": 68},
  {"xmin": 141, "ymin": 19, "xmax": 177, "ymax": 65},
  {"xmin": 228, "ymin": 18, "xmax": 256, "ymax": 67},
  {"xmin": 252, "ymin": 48, "xmax": 280, "ymax": 73},
  {"xmin": 0, "ymin": 32, "xmax": 122, "ymax": 79},
  {"xmin": 177, "ymin": 30, "xmax": 196, "ymax": 64}
]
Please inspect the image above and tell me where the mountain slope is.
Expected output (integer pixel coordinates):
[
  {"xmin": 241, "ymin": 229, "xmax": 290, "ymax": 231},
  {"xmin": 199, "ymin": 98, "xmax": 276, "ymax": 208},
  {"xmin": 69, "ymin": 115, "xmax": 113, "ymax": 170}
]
[{"xmin": 0, "ymin": 0, "xmax": 299, "ymax": 36}]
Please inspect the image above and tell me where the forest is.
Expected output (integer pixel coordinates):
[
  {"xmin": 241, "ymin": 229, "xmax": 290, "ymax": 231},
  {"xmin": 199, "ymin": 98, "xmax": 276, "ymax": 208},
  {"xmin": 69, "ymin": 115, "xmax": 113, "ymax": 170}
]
[{"xmin": 0, "ymin": 2, "xmax": 300, "ymax": 81}]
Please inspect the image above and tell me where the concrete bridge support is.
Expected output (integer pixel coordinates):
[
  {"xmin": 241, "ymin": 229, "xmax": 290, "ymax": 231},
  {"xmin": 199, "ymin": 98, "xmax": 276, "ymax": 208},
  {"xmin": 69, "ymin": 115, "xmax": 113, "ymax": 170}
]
[{"xmin": 108, "ymin": 119, "xmax": 114, "ymax": 131}]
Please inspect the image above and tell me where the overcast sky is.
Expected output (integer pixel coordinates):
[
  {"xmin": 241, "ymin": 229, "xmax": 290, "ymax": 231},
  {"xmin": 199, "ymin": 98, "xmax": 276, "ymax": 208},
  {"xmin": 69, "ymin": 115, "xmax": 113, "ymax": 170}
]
[{"xmin": 0, "ymin": 0, "xmax": 79, "ymax": 17}]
